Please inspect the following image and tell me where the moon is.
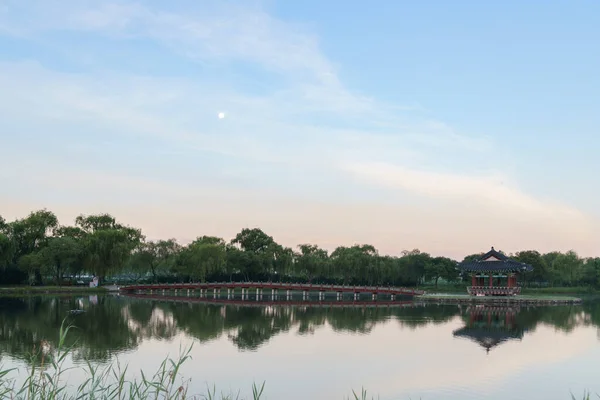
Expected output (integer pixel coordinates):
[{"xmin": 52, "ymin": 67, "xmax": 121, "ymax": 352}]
[{"xmin": 218, "ymin": 112, "xmax": 225, "ymax": 119}]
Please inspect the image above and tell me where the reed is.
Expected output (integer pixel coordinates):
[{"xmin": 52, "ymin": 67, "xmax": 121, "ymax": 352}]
[{"xmin": 0, "ymin": 320, "xmax": 381, "ymax": 400}]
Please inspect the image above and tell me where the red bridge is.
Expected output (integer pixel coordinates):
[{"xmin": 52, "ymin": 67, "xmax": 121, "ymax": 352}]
[
  {"xmin": 119, "ymin": 282, "xmax": 424, "ymax": 299},
  {"xmin": 122, "ymin": 292, "xmax": 422, "ymax": 308}
]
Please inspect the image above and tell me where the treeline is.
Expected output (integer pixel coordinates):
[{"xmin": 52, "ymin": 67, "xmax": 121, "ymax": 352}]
[{"xmin": 1, "ymin": 209, "xmax": 599, "ymax": 287}]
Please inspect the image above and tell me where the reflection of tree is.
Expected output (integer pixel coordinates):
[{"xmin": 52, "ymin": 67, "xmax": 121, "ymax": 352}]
[
  {"xmin": 126, "ymin": 300, "xmax": 178, "ymax": 341},
  {"xmin": 0, "ymin": 296, "xmax": 139, "ymax": 364},
  {"xmin": 226, "ymin": 307, "xmax": 295, "ymax": 351},
  {"xmin": 1, "ymin": 296, "xmax": 600, "ymax": 363}
]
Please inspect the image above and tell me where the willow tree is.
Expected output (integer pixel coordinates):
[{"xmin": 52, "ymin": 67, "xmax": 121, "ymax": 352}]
[
  {"xmin": 175, "ymin": 236, "xmax": 226, "ymax": 282},
  {"xmin": 129, "ymin": 239, "xmax": 181, "ymax": 282},
  {"xmin": 0, "ymin": 216, "xmax": 14, "ymax": 270},
  {"xmin": 75, "ymin": 214, "xmax": 142, "ymax": 281},
  {"xmin": 11, "ymin": 209, "xmax": 58, "ymax": 284}
]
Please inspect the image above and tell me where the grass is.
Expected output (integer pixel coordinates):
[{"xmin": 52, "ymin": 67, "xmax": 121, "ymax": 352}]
[
  {"xmin": 0, "ymin": 320, "xmax": 381, "ymax": 400},
  {"xmin": 420, "ymin": 284, "xmax": 600, "ymax": 296},
  {"xmin": 0, "ymin": 286, "xmax": 109, "ymax": 295}
]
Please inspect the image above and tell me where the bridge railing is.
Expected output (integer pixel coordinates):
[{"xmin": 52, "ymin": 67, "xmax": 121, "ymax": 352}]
[{"xmin": 118, "ymin": 281, "xmax": 424, "ymax": 295}]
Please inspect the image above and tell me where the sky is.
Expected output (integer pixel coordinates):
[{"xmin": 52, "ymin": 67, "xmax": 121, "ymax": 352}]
[{"xmin": 1, "ymin": 0, "xmax": 599, "ymax": 259}]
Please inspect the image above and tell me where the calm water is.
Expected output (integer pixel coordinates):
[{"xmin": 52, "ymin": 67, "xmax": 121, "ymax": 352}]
[{"xmin": 1, "ymin": 294, "xmax": 599, "ymax": 399}]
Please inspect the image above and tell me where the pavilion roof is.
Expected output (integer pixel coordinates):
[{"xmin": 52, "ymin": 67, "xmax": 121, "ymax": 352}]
[
  {"xmin": 458, "ymin": 247, "xmax": 533, "ymax": 273},
  {"xmin": 453, "ymin": 326, "xmax": 524, "ymax": 352}
]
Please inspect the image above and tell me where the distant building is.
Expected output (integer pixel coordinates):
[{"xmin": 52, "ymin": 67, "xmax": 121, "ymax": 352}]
[{"xmin": 457, "ymin": 247, "xmax": 533, "ymax": 296}]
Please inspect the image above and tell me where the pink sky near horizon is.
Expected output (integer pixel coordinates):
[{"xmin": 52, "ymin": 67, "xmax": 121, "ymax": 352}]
[{"xmin": 2, "ymin": 182, "xmax": 598, "ymax": 260}]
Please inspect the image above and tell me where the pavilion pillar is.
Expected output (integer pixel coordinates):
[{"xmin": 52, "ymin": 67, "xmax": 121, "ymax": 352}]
[
  {"xmin": 471, "ymin": 275, "xmax": 477, "ymax": 287},
  {"xmin": 489, "ymin": 274, "xmax": 493, "ymax": 287}
]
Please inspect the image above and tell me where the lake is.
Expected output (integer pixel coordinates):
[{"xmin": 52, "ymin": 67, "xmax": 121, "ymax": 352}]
[{"xmin": 0, "ymin": 294, "xmax": 599, "ymax": 400}]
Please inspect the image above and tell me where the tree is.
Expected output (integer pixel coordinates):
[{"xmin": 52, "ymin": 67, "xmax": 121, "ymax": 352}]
[
  {"xmin": 425, "ymin": 257, "xmax": 458, "ymax": 288},
  {"xmin": 0, "ymin": 217, "xmax": 14, "ymax": 270},
  {"xmin": 39, "ymin": 236, "xmax": 83, "ymax": 285},
  {"xmin": 0, "ymin": 233, "xmax": 14, "ymax": 270},
  {"xmin": 514, "ymin": 250, "xmax": 549, "ymax": 285},
  {"xmin": 230, "ymin": 228, "xmax": 279, "ymax": 280},
  {"xmin": 176, "ymin": 236, "xmax": 226, "ymax": 282},
  {"xmin": 399, "ymin": 250, "xmax": 430, "ymax": 286},
  {"xmin": 461, "ymin": 253, "xmax": 483, "ymax": 263},
  {"xmin": 582, "ymin": 258, "xmax": 600, "ymax": 288},
  {"xmin": 552, "ymin": 250, "xmax": 583, "ymax": 286},
  {"xmin": 129, "ymin": 239, "xmax": 180, "ymax": 282},
  {"xmin": 11, "ymin": 209, "xmax": 58, "ymax": 284},
  {"xmin": 17, "ymin": 252, "xmax": 44, "ymax": 285},
  {"xmin": 270, "ymin": 244, "xmax": 294, "ymax": 281},
  {"xmin": 330, "ymin": 245, "xmax": 378, "ymax": 285},
  {"xmin": 76, "ymin": 214, "xmax": 143, "ymax": 281},
  {"xmin": 296, "ymin": 244, "xmax": 329, "ymax": 282},
  {"xmin": 231, "ymin": 228, "xmax": 275, "ymax": 253}
]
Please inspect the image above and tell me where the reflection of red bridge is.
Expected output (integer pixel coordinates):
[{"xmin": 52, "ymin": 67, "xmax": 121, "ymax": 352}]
[
  {"xmin": 119, "ymin": 282, "xmax": 424, "ymax": 300},
  {"xmin": 122, "ymin": 293, "xmax": 421, "ymax": 308}
]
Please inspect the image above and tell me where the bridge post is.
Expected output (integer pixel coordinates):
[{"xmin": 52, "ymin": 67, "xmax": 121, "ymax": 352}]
[
  {"xmin": 286, "ymin": 290, "xmax": 290, "ymax": 300},
  {"xmin": 187, "ymin": 289, "xmax": 190, "ymax": 296},
  {"xmin": 256, "ymin": 288, "xmax": 260, "ymax": 298},
  {"xmin": 303, "ymin": 291, "xmax": 307, "ymax": 300},
  {"xmin": 354, "ymin": 292, "xmax": 358, "ymax": 301},
  {"xmin": 372, "ymin": 293, "xmax": 376, "ymax": 300},
  {"xmin": 391, "ymin": 294, "xmax": 395, "ymax": 301},
  {"xmin": 318, "ymin": 291, "xmax": 323, "ymax": 301}
]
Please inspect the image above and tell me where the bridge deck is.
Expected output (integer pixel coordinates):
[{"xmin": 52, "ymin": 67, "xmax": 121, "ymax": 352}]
[
  {"xmin": 122, "ymin": 293, "xmax": 420, "ymax": 308},
  {"xmin": 119, "ymin": 282, "xmax": 424, "ymax": 296}
]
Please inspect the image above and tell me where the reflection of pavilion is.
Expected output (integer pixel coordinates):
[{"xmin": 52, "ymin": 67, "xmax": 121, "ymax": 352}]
[{"xmin": 453, "ymin": 305, "xmax": 524, "ymax": 353}]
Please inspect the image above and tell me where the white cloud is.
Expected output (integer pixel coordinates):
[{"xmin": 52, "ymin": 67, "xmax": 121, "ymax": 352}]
[
  {"xmin": 341, "ymin": 161, "xmax": 583, "ymax": 220},
  {"xmin": 0, "ymin": 1, "xmax": 597, "ymax": 257}
]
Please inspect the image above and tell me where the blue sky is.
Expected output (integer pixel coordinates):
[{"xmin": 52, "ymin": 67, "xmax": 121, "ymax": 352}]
[{"xmin": 0, "ymin": 0, "xmax": 598, "ymax": 257}]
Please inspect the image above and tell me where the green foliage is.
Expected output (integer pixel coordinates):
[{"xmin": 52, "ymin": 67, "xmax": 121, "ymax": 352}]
[
  {"xmin": 175, "ymin": 236, "xmax": 227, "ymax": 282},
  {"xmin": 3, "ymin": 209, "xmax": 600, "ymax": 289},
  {"xmin": 76, "ymin": 214, "xmax": 143, "ymax": 279},
  {"xmin": 514, "ymin": 250, "xmax": 548, "ymax": 284},
  {"xmin": 129, "ymin": 239, "xmax": 180, "ymax": 282},
  {"xmin": 38, "ymin": 236, "xmax": 83, "ymax": 284},
  {"xmin": 0, "ymin": 231, "xmax": 15, "ymax": 269},
  {"xmin": 425, "ymin": 257, "xmax": 458, "ymax": 288},
  {"xmin": 296, "ymin": 244, "xmax": 329, "ymax": 282},
  {"xmin": 231, "ymin": 228, "xmax": 274, "ymax": 253}
]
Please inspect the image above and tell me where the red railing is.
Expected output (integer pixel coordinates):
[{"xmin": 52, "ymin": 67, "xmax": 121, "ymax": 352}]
[
  {"xmin": 118, "ymin": 282, "xmax": 425, "ymax": 296},
  {"xmin": 122, "ymin": 292, "xmax": 419, "ymax": 307}
]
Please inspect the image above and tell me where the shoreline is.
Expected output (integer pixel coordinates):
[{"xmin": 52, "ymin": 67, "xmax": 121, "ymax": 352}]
[
  {"xmin": 0, "ymin": 286, "xmax": 109, "ymax": 295},
  {"xmin": 0, "ymin": 285, "xmax": 586, "ymax": 304},
  {"xmin": 421, "ymin": 293, "xmax": 582, "ymax": 304}
]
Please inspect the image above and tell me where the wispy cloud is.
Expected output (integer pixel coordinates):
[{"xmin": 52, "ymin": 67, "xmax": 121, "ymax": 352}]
[
  {"xmin": 341, "ymin": 161, "xmax": 582, "ymax": 219},
  {"xmin": 0, "ymin": 0, "xmax": 595, "ymax": 256}
]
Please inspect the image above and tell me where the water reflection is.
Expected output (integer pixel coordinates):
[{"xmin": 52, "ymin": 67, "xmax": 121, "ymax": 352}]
[
  {"xmin": 0, "ymin": 295, "xmax": 598, "ymax": 364},
  {"xmin": 453, "ymin": 306, "xmax": 525, "ymax": 353}
]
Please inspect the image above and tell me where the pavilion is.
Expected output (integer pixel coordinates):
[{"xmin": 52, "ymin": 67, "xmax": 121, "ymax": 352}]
[{"xmin": 457, "ymin": 247, "xmax": 533, "ymax": 296}]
